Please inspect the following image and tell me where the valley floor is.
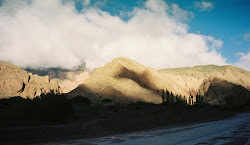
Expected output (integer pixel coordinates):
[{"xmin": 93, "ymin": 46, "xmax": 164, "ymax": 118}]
[
  {"xmin": 53, "ymin": 112, "xmax": 250, "ymax": 145},
  {"xmin": 0, "ymin": 105, "xmax": 249, "ymax": 145}
]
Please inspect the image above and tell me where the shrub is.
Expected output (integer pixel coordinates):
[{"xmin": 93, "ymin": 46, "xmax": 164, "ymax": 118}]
[
  {"xmin": 0, "ymin": 93, "xmax": 74, "ymax": 123},
  {"xmin": 70, "ymin": 95, "xmax": 91, "ymax": 105},
  {"xmin": 102, "ymin": 98, "xmax": 112, "ymax": 103}
]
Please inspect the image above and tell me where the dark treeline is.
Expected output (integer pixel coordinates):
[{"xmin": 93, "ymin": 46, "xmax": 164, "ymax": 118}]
[
  {"xmin": 0, "ymin": 93, "xmax": 114, "ymax": 123},
  {"xmin": 0, "ymin": 93, "xmax": 75, "ymax": 123},
  {"xmin": 0, "ymin": 90, "xmax": 247, "ymax": 124},
  {"xmin": 161, "ymin": 89, "xmax": 206, "ymax": 106}
]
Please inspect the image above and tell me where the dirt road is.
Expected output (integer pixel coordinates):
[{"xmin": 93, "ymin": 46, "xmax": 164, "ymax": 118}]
[{"xmin": 49, "ymin": 113, "xmax": 249, "ymax": 145}]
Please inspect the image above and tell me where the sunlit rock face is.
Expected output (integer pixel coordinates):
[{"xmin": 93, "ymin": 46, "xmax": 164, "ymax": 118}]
[
  {"xmin": 68, "ymin": 57, "xmax": 250, "ymax": 106},
  {"xmin": 0, "ymin": 62, "xmax": 61, "ymax": 99}
]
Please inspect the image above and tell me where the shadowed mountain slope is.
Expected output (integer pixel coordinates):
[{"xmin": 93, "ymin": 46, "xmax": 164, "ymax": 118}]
[{"xmin": 200, "ymin": 77, "xmax": 250, "ymax": 106}]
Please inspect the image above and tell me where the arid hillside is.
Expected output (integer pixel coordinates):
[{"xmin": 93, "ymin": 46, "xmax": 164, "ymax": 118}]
[
  {"xmin": 0, "ymin": 62, "xmax": 61, "ymax": 98},
  {"xmin": 68, "ymin": 57, "xmax": 179, "ymax": 104},
  {"xmin": 160, "ymin": 65, "xmax": 250, "ymax": 91},
  {"xmin": 69, "ymin": 57, "xmax": 250, "ymax": 106},
  {"xmin": 160, "ymin": 65, "xmax": 250, "ymax": 105}
]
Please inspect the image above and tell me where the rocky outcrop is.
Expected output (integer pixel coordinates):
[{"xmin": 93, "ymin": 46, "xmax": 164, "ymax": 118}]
[{"xmin": 0, "ymin": 62, "xmax": 61, "ymax": 99}]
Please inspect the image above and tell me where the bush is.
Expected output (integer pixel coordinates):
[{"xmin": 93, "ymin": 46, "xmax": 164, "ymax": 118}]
[
  {"xmin": 34, "ymin": 93, "xmax": 74, "ymax": 122},
  {"xmin": 102, "ymin": 98, "xmax": 112, "ymax": 103},
  {"xmin": 70, "ymin": 95, "xmax": 91, "ymax": 105},
  {"xmin": 0, "ymin": 93, "xmax": 74, "ymax": 123}
]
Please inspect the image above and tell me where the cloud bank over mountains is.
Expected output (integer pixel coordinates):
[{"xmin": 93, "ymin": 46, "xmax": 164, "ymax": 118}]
[
  {"xmin": 235, "ymin": 52, "xmax": 250, "ymax": 71},
  {"xmin": 0, "ymin": 0, "xmax": 245, "ymax": 70}
]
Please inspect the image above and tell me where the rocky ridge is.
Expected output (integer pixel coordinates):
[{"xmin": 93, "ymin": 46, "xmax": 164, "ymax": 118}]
[{"xmin": 0, "ymin": 62, "xmax": 61, "ymax": 98}]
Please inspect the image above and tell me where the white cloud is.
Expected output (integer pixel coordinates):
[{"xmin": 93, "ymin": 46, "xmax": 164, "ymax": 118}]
[
  {"xmin": 0, "ymin": 0, "xmax": 226, "ymax": 70},
  {"xmin": 235, "ymin": 52, "xmax": 250, "ymax": 71},
  {"xmin": 204, "ymin": 36, "xmax": 223, "ymax": 50},
  {"xmin": 83, "ymin": 0, "xmax": 90, "ymax": 6},
  {"xmin": 195, "ymin": 1, "xmax": 214, "ymax": 11},
  {"xmin": 144, "ymin": 0, "xmax": 168, "ymax": 14},
  {"xmin": 171, "ymin": 4, "xmax": 193, "ymax": 22},
  {"xmin": 63, "ymin": 0, "xmax": 90, "ymax": 7},
  {"xmin": 243, "ymin": 33, "xmax": 250, "ymax": 41}
]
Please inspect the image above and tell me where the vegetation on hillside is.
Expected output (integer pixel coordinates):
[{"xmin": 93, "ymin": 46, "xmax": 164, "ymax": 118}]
[
  {"xmin": 0, "ymin": 93, "xmax": 74, "ymax": 123},
  {"xmin": 161, "ymin": 89, "xmax": 205, "ymax": 106},
  {"xmin": 0, "ymin": 90, "xmax": 248, "ymax": 124}
]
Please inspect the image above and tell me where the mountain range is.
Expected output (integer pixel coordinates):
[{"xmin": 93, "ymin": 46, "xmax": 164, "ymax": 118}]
[
  {"xmin": 1, "ymin": 58, "xmax": 249, "ymax": 106},
  {"xmin": 68, "ymin": 57, "xmax": 250, "ymax": 106}
]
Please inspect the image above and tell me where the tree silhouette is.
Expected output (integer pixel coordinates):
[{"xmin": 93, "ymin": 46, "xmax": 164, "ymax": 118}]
[
  {"xmin": 162, "ymin": 89, "xmax": 166, "ymax": 103},
  {"xmin": 170, "ymin": 92, "xmax": 174, "ymax": 103},
  {"xmin": 166, "ymin": 89, "xmax": 170, "ymax": 103}
]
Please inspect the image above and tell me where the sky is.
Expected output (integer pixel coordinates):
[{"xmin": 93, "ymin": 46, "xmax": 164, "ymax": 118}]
[{"xmin": 0, "ymin": 0, "xmax": 249, "ymax": 70}]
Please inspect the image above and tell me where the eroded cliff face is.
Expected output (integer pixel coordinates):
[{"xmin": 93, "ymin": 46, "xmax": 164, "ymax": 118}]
[{"xmin": 0, "ymin": 62, "xmax": 61, "ymax": 98}]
